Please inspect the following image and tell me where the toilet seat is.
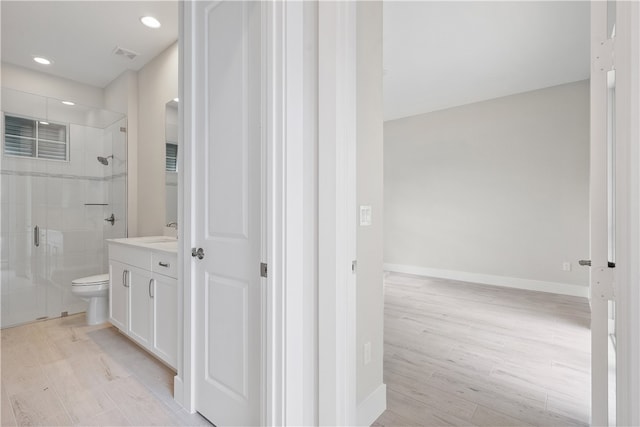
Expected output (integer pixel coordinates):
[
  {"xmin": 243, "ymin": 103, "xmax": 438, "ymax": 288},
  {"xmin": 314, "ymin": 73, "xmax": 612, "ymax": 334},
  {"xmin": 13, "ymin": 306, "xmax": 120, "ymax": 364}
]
[
  {"xmin": 72, "ymin": 273, "xmax": 109, "ymax": 286},
  {"xmin": 72, "ymin": 283, "xmax": 109, "ymax": 293}
]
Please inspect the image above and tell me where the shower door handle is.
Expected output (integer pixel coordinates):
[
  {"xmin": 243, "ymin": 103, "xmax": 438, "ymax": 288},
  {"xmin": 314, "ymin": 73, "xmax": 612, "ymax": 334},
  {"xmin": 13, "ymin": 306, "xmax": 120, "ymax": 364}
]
[{"xmin": 33, "ymin": 226, "xmax": 40, "ymax": 247}]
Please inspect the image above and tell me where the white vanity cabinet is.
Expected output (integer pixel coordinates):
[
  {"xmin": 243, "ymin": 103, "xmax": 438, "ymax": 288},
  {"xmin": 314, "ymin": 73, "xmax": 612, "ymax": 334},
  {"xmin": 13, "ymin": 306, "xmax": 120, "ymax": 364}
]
[
  {"xmin": 107, "ymin": 238, "xmax": 178, "ymax": 369},
  {"xmin": 109, "ymin": 260, "xmax": 130, "ymax": 332},
  {"xmin": 127, "ymin": 265, "xmax": 154, "ymax": 349},
  {"xmin": 151, "ymin": 271, "xmax": 178, "ymax": 364}
]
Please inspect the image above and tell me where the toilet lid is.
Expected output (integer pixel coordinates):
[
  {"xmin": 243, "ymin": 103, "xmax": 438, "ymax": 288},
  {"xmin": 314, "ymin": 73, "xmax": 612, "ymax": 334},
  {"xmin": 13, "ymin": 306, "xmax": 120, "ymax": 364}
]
[{"xmin": 72, "ymin": 273, "xmax": 110, "ymax": 286}]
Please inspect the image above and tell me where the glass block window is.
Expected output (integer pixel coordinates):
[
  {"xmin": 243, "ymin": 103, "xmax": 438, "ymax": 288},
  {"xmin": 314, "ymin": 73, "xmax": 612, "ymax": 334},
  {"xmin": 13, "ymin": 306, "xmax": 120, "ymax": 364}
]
[{"xmin": 3, "ymin": 114, "xmax": 68, "ymax": 161}]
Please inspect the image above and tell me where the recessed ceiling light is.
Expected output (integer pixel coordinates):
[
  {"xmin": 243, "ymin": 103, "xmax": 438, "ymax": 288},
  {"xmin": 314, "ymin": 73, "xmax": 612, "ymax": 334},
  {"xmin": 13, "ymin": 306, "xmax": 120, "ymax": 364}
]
[
  {"xmin": 61, "ymin": 101, "xmax": 75, "ymax": 106},
  {"xmin": 33, "ymin": 56, "xmax": 52, "ymax": 65},
  {"xmin": 140, "ymin": 16, "xmax": 161, "ymax": 29},
  {"xmin": 173, "ymin": 98, "xmax": 179, "ymax": 102}
]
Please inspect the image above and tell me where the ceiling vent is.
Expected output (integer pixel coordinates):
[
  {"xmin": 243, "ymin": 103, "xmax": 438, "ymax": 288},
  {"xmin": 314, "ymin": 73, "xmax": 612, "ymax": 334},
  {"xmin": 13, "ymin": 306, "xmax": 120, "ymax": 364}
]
[{"xmin": 113, "ymin": 46, "xmax": 139, "ymax": 61}]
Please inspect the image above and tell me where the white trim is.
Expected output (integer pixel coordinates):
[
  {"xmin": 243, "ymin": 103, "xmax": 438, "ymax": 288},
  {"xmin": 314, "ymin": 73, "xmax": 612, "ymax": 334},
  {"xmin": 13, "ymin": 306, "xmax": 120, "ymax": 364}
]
[
  {"xmin": 318, "ymin": 1, "xmax": 358, "ymax": 425},
  {"xmin": 356, "ymin": 384, "xmax": 387, "ymax": 427},
  {"xmin": 612, "ymin": 2, "xmax": 640, "ymax": 425},
  {"xmin": 384, "ymin": 263, "xmax": 589, "ymax": 298},
  {"xmin": 266, "ymin": 2, "xmax": 319, "ymax": 425},
  {"xmin": 178, "ymin": 0, "xmax": 195, "ymax": 413},
  {"xmin": 264, "ymin": 2, "xmax": 283, "ymax": 424},
  {"xmin": 173, "ymin": 376, "xmax": 184, "ymax": 407}
]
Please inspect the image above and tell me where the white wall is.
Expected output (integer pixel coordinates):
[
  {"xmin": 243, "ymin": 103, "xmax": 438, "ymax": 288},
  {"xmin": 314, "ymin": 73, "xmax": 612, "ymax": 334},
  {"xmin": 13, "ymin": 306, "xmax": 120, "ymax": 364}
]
[
  {"xmin": 384, "ymin": 80, "xmax": 590, "ymax": 295},
  {"xmin": 1, "ymin": 62, "xmax": 103, "ymax": 107},
  {"xmin": 356, "ymin": 1, "xmax": 386, "ymax": 423},
  {"xmin": 136, "ymin": 42, "xmax": 178, "ymax": 236}
]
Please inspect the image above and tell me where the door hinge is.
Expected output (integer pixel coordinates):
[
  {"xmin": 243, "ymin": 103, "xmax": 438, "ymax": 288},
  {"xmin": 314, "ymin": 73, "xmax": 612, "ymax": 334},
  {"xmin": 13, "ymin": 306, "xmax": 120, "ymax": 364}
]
[
  {"xmin": 260, "ymin": 262, "xmax": 268, "ymax": 278},
  {"xmin": 120, "ymin": 127, "xmax": 127, "ymax": 133},
  {"xmin": 352, "ymin": 260, "xmax": 357, "ymax": 274},
  {"xmin": 592, "ymin": 266, "xmax": 615, "ymax": 300},
  {"xmin": 593, "ymin": 38, "xmax": 615, "ymax": 73}
]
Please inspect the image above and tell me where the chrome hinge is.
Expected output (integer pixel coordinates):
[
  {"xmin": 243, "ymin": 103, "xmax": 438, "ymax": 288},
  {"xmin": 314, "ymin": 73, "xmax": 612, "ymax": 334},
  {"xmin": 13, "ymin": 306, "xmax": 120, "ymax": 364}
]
[
  {"xmin": 352, "ymin": 260, "xmax": 357, "ymax": 274},
  {"xmin": 260, "ymin": 262, "xmax": 268, "ymax": 278},
  {"xmin": 592, "ymin": 266, "xmax": 615, "ymax": 300}
]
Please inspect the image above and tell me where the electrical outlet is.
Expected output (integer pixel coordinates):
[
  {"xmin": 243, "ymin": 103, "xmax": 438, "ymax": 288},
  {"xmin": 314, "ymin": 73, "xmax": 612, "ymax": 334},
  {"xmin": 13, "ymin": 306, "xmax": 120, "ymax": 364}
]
[
  {"xmin": 562, "ymin": 262, "xmax": 572, "ymax": 272},
  {"xmin": 364, "ymin": 342, "xmax": 371, "ymax": 365}
]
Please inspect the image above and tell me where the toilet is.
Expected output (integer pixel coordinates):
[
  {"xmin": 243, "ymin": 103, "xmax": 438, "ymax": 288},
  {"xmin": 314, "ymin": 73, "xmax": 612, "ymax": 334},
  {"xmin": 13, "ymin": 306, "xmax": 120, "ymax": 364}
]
[{"xmin": 71, "ymin": 273, "xmax": 110, "ymax": 325}]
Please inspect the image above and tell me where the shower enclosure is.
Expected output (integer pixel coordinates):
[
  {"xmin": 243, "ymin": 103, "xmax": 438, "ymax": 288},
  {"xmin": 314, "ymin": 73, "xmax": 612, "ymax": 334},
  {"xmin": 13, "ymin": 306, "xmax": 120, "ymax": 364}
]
[{"xmin": 0, "ymin": 88, "xmax": 127, "ymax": 328}]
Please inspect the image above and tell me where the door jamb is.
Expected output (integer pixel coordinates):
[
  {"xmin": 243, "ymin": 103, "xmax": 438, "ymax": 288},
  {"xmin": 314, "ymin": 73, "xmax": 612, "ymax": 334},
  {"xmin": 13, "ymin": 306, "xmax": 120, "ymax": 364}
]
[
  {"xmin": 318, "ymin": 1, "xmax": 358, "ymax": 425},
  {"xmin": 612, "ymin": 2, "xmax": 640, "ymax": 426}
]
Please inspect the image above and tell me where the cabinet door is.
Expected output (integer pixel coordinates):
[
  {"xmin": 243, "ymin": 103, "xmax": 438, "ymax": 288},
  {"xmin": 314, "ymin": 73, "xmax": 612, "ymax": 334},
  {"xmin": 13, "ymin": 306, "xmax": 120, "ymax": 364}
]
[
  {"xmin": 127, "ymin": 266, "xmax": 153, "ymax": 349},
  {"xmin": 109, "ymin": 260, "xmax": 129, "ymax": 331},
  {"xmin": 152, "ymin": 274, "xmax": 178, "ymax": 368}
]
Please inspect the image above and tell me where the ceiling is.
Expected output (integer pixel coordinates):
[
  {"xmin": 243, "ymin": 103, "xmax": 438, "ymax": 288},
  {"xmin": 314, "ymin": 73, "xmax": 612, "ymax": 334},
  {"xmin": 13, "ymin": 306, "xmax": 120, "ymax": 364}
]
[
  {"xmin": 383, "ymin": 1, "xmax": 591, "ymax": 120},
  {"xmin": 1, "ymin": 1, "xmax": 590, "ymax": 118},
  {"xmin": 1, "ymin": 1, "xmax": 178, "ymax": 88}
]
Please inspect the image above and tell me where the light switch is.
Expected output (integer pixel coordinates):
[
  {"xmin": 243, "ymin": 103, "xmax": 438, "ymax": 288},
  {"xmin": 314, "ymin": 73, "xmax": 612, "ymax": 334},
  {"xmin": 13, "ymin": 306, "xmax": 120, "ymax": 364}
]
[{"xmin": 359, "ymin": 205, "xmax": 372, "ymax": 226}]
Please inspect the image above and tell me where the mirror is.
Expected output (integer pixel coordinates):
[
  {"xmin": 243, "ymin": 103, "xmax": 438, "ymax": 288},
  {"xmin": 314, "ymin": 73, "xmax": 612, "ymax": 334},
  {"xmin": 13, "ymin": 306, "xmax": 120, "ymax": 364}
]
[{"xmin": 165, "ymin": 99, "xmax": 179, "ymax": 225}]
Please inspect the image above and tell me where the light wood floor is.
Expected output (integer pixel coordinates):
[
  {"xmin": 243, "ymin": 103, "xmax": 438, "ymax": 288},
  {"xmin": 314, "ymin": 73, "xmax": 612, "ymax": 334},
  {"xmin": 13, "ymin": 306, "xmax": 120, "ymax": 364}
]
[
  {"xmin": 1, "ymin": 314, "xmax": 211, "ymax": 426},
  {"xmin": 375, "ymin": 272, "xmax": 591, "ymax": 427}
]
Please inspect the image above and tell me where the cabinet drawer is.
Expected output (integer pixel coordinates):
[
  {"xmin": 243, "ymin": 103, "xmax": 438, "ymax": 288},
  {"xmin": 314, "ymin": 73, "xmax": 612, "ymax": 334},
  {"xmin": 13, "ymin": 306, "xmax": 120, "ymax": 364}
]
[
  {"xmin": 108, "ymin": 244, "xmax": 152, "ymax": 270},
  {"xmin": 152, "ymin": 252, "xmax": 178, "ymax": 278}
]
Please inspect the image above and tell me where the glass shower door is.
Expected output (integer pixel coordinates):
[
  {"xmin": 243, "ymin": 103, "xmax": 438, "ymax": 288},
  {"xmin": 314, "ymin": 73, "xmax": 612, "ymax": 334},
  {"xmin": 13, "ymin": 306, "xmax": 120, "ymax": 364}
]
[
  {"xmin": 1, "ymin": 89, "xmax": 127, "ymax": 329},
  {"xmin": 1, "ymin": 168, "xmax": 48, "ymax": 326}
]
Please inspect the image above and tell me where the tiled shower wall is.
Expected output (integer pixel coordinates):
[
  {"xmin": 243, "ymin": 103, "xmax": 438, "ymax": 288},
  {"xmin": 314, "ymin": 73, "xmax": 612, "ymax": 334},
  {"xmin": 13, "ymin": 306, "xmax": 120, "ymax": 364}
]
[{"xmin": 0, "ymin": 115, "xmax": 127, "ymax": 328}]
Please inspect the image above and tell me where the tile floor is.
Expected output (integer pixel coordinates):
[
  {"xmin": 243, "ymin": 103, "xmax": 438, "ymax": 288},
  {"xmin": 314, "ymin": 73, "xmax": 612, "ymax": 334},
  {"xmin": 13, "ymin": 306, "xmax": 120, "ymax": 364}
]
[
  {"xmin": 1, "ymin": 314, "xmax": 211, "ymax": 426},
  {"xmin": 2, "ymin": 274, "xmax": 592, "ymax": 427},
  {"xmin": 375, "ymin": 272, "xmax": 591, "ymax": 427}
]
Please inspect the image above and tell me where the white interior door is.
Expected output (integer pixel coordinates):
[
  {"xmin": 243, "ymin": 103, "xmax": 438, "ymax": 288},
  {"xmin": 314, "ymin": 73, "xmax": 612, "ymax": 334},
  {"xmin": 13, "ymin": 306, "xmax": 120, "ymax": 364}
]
[
  {"xmin": 190, "ymin": 1, "xmax": 263, "ymax": 425},
  {"xmin": 590, "ymin": 2, "xmax": 617, "ymax": 425}
]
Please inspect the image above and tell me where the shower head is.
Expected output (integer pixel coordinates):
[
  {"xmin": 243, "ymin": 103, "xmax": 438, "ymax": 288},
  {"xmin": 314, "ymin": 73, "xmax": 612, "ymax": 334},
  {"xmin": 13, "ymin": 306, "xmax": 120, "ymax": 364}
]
[{"xmin": 97, "ymin": 155, "xmax": 113, "ymax": 165}]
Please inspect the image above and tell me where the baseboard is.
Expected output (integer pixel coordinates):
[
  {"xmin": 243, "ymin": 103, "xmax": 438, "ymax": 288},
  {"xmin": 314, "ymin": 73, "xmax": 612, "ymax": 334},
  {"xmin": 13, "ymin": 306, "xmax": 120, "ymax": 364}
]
[
  {"xmin": 173, "ymin": 375, "xmax": 184, "ymax": 408},
  {"xmin": 357, "ymin": 384, "xmax": 386, "ymax": 426},
  {"xmin": 384, "ymin": 263, "xmax": 589, "ymax": 298}
]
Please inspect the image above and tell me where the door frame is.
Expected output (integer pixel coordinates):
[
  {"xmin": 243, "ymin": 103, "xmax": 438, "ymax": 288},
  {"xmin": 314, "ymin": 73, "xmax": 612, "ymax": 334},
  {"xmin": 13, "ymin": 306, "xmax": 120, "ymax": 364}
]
[
  {"xmin": 318, "ymin": 1, "xmax": 358, "ymax": 425},
  {"xmin": 591, "ymin": 1, "xmax": 640, "ymax": 425},
  {"xmin": 610, "ymin": 1, "xmax": 640, "ymax": 425},
  {"xmin": 177, "ymin": 1, "xmax": 321, "ymax": 425}
]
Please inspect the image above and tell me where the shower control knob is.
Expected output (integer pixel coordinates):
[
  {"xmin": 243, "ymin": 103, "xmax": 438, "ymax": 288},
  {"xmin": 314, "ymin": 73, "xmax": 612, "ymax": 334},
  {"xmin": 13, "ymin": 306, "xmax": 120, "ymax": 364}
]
[
  {"xmin": 104, "ymin": 214, "xmax": 115, "ymax": 225},
  {"xmin": 191, "ymin": 247, "xmax": 205, "ymax": 260}
]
